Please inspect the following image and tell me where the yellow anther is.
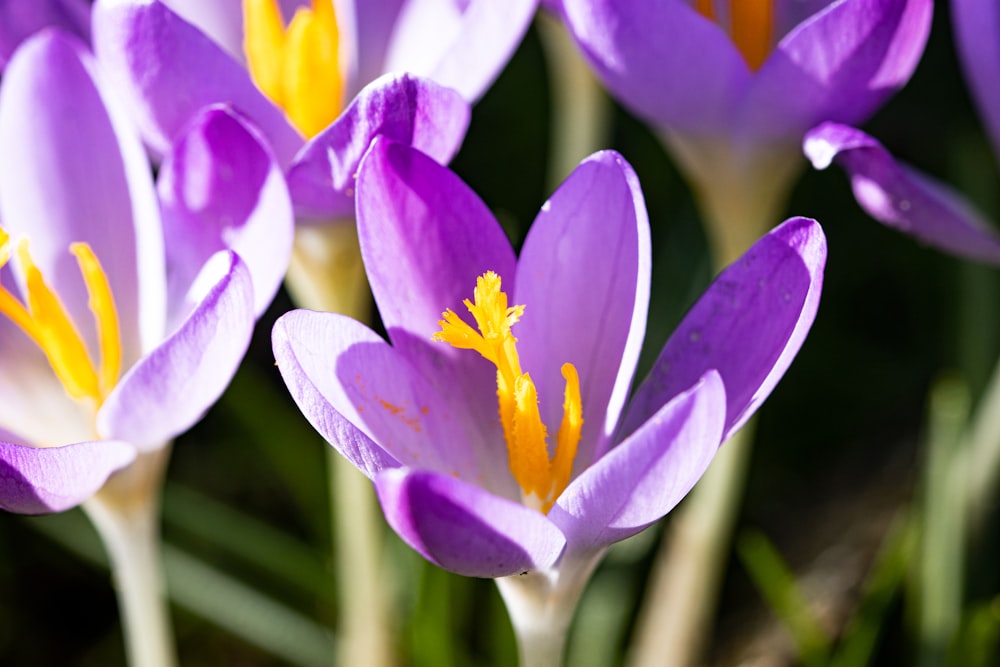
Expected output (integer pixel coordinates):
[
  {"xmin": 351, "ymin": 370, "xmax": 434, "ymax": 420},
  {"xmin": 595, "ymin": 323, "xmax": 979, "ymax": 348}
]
[
  {"xmin": 434, "ymin": 272, "xmax": 583, "ymax": 513},
  {"xmin": 694, "ymin": 0, "xmax": 774, "ymax": 70},
  {"xmin": 0, "ymin": 231, "xmax": 123, "ymax": 406},
  {"xmin": 243, "ymin": 0, "xmax": 344, "ymax": 138}
]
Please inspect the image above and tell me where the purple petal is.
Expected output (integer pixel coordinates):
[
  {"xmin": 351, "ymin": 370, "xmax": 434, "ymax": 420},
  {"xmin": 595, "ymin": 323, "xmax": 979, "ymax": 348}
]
[
  {"xmin": 158, "ymin": 105, "xmax": 294, "ymax": 320},
  {"xmin": 0, "ymin": 29, "xmax": 166, "ymax": 365},
  {"xmin": 559, "ymin": 0, "xmax": 749, "ymax": 133},
  {"xmin": 375, "ymin": 468, "xmax": 566, "ymax": 577},
  {"xmin": 0, "ymin": 440, "xmax": 136, "ymax": 514},
  {"xmin": 515, "ymin": 150, "xmax": 650, "ymax": 471},
  {"xmin": 622, "ymin": 217, "xmax": 827, "ymax": 441},
  {"xmin": 0, "ymin": 0, "xmax": 90, "ymax": 71},
  {"xmin": 271, "ymin": 309, "xmax": 502, "ymax": 490},
  {"xmin": 550, "ymin": 371, "xmax": 725, "ymax": 551},
  {"xmin": 742, "ymin": 0, "xmax": 932, "ymax": 145},
  {"xmin": 287, "ymin": 73, "xmax": 471, "ymax": 220},
  {"xmin": 97, "ymin": 251, "xmax": 255, "ymax": 450},
  {"xmin": 805, "ymin": 122, "xmax": 1000, "ymax": 264},
  {"xmin": 272, "ymin": 310, "xmax": 401, "ymax": 479},
  {"xmin": 953, "ymin": 0, "xmax": 1000, "ymax": 163},
  {"xmin": 352, "ymin": 0, "xmax": 406, "ymax": 90},
  {"xmin": 159, "ymin": 0, "xmax": 246, "ymax": 61},
  {"xmin": 382, "ymin": 0, "xmax": 539, "ymax": 103},
  {"xmin": 92, "ymin": 0, "xmax": 302, "ymax": 166}
]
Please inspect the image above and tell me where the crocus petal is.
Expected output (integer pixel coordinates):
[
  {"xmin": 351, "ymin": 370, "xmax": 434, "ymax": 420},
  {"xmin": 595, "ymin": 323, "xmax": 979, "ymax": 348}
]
[
  {"xmin": 375, "ymin": 468, "xmax": 566, "ymax": 578},
  {"xmin": 158, "ymin": 105, "xmax": 294, "ymax": 320},
  {"xmin": 98, "ymin": 251, "xmax": 254, "ymax": 450},
  {"xmin": 356, "ymin": 137, "xmax": 517, "ymax": 486},
  {"xmin": 93, "ymin": 0, "xmax": 302, "ymax": 166},
  {"xmin": 515, "ymin": 150, "xmax": 650, "ymax": 469},
  {"xmin": 622, "ymin": 217, "xmax": 826, "ymax": 441},
  {"xmin": 0, "ymin": 29, "xmax": 166, "ymax": 363},
  {"xmin": 287, "ymin": 73, "xmax": 471, "ymax": 220},
  {"xmin": 383, "ymin": 0, "xmax": 539, "ymax": 103},
  {"xmin": 805, "ymin": 122, "xmax": 1000, "ymax": 264},
  {"xmin": 559, "ymin": 0, "xmax": 749, "ymax": 134},
  {"xmin": 0, "ymin": 0, "xmax": 90, "ymax": 71},
  {"xmin": 351, "ymin": 0, "xmax": 405, "ymax": 90},
  {"xmin": 0, "ymin": 439, "xmax": 135, "ymax": 514},
  {"xmin": 159, "ymin": 0, "xmax": 247, "ymax": 61},
  {"xmin": 742, "ymin": 0, "xmax": 932, "ymax": 145},
  {"xmin": 953, "ymin": 0, "xmax": 1000, "ymax": 160},
  {"xmin": 550, "ymin": 371, "xmax": 725, "ymax": 552},
  {"xmin": 271, "ymin": 309, "xmax": 496, "ymax": 488}
]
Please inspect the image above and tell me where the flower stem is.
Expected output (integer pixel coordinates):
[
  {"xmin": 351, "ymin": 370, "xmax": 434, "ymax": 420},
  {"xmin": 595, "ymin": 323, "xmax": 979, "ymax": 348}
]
[
  {"xmin": 496, "ymin": 551, "xmax": 604, "ymax": 667},
  {"xmin": 83, "ymin": 446, "xmax": 176, "ymax": 667}
]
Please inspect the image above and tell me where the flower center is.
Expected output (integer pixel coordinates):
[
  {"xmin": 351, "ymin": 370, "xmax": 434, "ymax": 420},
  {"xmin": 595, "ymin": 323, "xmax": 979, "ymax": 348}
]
[
  {"xmin": 0, "ymin": 228, "xmax": 122, "ymax": 407},
  {"xmin": 433, "ymin": 271, "xmax": 583, "ymax": 513},
  {"xmin": 243, "ymin": 0, "xmax": 345, "ymax": 138},
  {"xmin": 695, "ymin": 0, "xmax": 773, "ymax": 70}
]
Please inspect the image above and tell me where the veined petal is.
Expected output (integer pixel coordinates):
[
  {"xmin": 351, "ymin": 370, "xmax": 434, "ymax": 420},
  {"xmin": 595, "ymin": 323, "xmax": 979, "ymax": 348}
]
[
  {"xmin": 952, "ymin": 0, "xmax": 1000, "ymax": 164},
  {"xmin": 0, "ymin": 29, "xmax": 165, "ymax": 364},
  {"xmin": 0, "ymin": 0, "xmax": 90, "ymax": 71},
  {"xmin": 93, "ymin": 0, "xmax": 303, "ymax": 167},
  {"xmin": 272, "ymin": 310, "xmax": 401, "ymax": 479},
  {"xmin": 382, "ymin": 0, "xmax": 539, "ymax": 103},
  {"xmin": 158, "ymin": 105, "xmax": 294, "ymax": 321},
  {"xmin": 805, "ymin": 122, "xmax": 1000, "ymax": 264},
  {"xmin": 515, "ymin": 150, "xmax": 650, "ymax": 471},
  {"xmin": 560, "ymin": 0, "xmax": 749, "ymax": 134},
  {"xmin": 272, "ymin": 309, "xmax": 492, "ymax": 489},
  {"xmin": 287, "ymin": 73, "xmax": 470, "ymax": 220},
  {"xmin": 550, "ymin": 371, "xmax": 725, "ymax": 551},
  {"xmin": 0, "ymin": 439, "xmax": 135, "ymax": 514},
  {"xmin": 374, "ymin": 468, "xmax": 566, "ymax": 577},
  {"xmin": 742, "ymin": 0, "xmax": 932, "ymax": 145},
  {"xmin": 97, "ymin": 251, "xmax": 255, "ymax": 450},
  {"xmin": 622, "ymin": 217, "xmax": 826, "ymax": 441}
]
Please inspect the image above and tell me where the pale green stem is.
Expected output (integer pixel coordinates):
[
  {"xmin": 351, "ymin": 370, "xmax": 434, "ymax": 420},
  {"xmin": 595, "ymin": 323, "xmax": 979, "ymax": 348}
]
[
  {"xmin": 537, "ymin": 10, "xmax": 611, "ymax": 190},
  {"xmin": 962, "ymin": 354, "xmax": 1000, "ymax": 531},
  {"xmin": 283, "ymin": 220, "xmax": 396, "ymax": 667},
  {"xmin": 628, "ymin": 136, "xmax": 801, "ymax": 667},
  {"xmin": 496, "ymin": 550, "xmax": 605, "ymax": 667},
  {"xmin": 83, "ymin": 446, "xmax": 177, "ymax": 667}
]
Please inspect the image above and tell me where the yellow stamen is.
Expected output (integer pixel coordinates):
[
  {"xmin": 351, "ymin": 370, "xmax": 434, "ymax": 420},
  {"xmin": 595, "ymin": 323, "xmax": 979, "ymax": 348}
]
[
  {"xmin": 243, "ymin": 0, "xmax": 344, "ymax": 138},
  {"xmin": 0, "ymin": 231, "xmax": 123, "ymax": 406},
  {"xmin": 433, "ymin": 271, "xmax": 584, "ymax": 513},
  {"xmin": 694, "ymin": 0, "xmax": 773, "ymax": 71}
]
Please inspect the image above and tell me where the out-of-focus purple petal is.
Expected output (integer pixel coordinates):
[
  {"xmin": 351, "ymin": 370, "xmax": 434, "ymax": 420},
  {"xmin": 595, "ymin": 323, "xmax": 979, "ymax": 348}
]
[
  {"xmin": 622, "ymin": 217, "xmax": 826, "ymax": 441},
  {"xmin": 159, "ymin": 0, "xmax": 246, "ymax": 61},
  {"xmin": 272, "ymin": 310, "xmax": 401, "ymax": 479},
  {"xmin": 93, "ymin": 0, "xmax": 302, "ymax": 166},
  {"xmin": 0, "ymin": 29, "xmax": 166, "ymax": 364},
  {"xmin": 560, "ymin": 0, "xmax": 748, "ymax": 134},
  {"xmin": 805, "ymin": 122, "xmax": 1000, "ymax": 264},
  {"xmin": 374, "ymin": 468, "xmax": 566, "ymax": 577},
  {"xmin": 383, "ymin": 0, "xmax": 539, "ymax": 103},
  {"xmin": 352, "ymin": 0, "xmax": 405, "ymax": 90},
  {"xmin": 287, "ymin": 73, "xmax": 470, "ymax": 220},
  {"xmin": 356, "ymin": 138, "xmax": 516, "ymax": 488},
  {"xmin": 551, "ymin": 371, "xmax": 725, "ymax": 551},
  {"xmin": 0, "ymin": 0, "xmax": 90, "ymax": 71},
  {"xmin": 953, "ymin": 0, "xmax": 1000, "ymax": 163},
  {"xmin": 742, "ymin": 0, "xmax": 932, "ymax": 145},
  {"xmin": 515, "ymin": 150, "xmax": 650, "ymax": 470},
  {"xmin": 158, "ymin": 105, "xmax": 294, "ymax": 320},
  {"xmin": 271, "ymin": 309, "xmax": 501, "ymax": 489},
  {"xmin": 0, "ymin": 439, "xmax": 136, "ymax": 514},
  {"xmin": 98, "ymin": 251, "xmax": 254, "ymax": 450}
]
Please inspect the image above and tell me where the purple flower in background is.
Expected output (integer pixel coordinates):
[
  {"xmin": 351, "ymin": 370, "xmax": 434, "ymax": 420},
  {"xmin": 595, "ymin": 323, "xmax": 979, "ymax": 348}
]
[
  {"xmin": 552, "ymin": 0, "xmax": 932, "ymax": 260},
  {"xmin": 0, "ymin": 0, "xmax": 90, "ymax": 71},
  {"xmin": 272, "ymin": 138, "xmax": 826, "ymax": 581},
  {"xmin": 92, "ymin": 0, "xmax": 534, "ymax": 220},
  {"xmin": 953, "ymin": 0, "xmax": 1000, "ymax": 162},
  {"xmin": 0, "ymin": 30, "xmax": 294, "ymax": 513}
]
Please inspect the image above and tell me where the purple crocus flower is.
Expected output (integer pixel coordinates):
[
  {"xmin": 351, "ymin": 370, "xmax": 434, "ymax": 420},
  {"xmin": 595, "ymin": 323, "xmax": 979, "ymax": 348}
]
[
  {"xmin": 0, "ymin": 29, "xmax": 293, "ymax": 514},
  {"xmin": 0, "ymin": 0, "xmax": 90, "ymax": 72},
  {"xmin": 91, "ymin": 0, "xmax": 533, "ymax": 220},
  {"xmin": 272, "ymin": 138, "xmax": 825, "ymax": 628},
  {"xmin": 552, "ymin": 0, "xmax": 932, "ymax": 260}
]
